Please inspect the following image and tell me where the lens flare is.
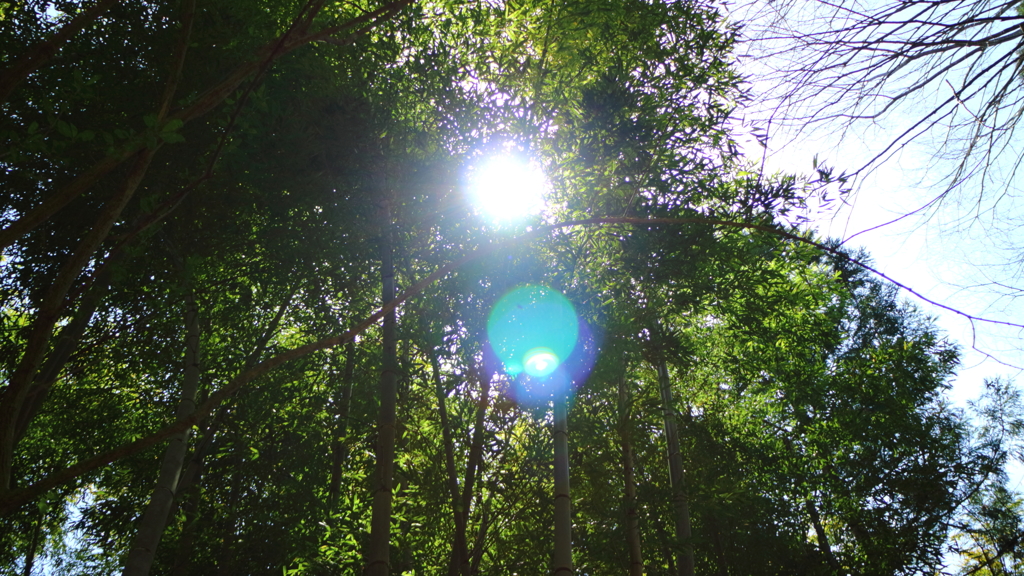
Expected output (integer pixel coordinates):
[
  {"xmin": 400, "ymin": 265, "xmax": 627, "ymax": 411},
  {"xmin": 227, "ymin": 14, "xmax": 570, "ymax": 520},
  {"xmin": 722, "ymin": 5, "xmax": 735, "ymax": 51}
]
[
  {"xmin": 503, "ymin": 321, "xmax": 601, "ymax": 409},
  {"xmin": 487, "ymin": 285, "xmax": 578, "ymax": 378},
  {"xmin": 524, "ymin": 347, "xmax": 559, "ymax": 378}
]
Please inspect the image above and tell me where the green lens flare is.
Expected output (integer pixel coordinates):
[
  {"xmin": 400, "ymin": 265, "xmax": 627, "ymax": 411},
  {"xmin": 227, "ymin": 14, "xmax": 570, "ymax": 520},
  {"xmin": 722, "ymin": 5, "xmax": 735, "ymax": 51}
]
[
  {"xmin": 524, "ymin": 347, "xmax": 559, "ymax": 378},
  {"xmin": 487, "ymin": 286, "xmax": 578, "ymax": 377}
]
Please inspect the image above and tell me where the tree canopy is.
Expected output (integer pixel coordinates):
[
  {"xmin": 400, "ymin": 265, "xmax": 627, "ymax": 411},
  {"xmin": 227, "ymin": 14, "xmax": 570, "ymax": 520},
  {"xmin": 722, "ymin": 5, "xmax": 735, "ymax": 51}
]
[{"xmin": 0, "ymin": 1, "xmax": 1020, "ymax": 575}]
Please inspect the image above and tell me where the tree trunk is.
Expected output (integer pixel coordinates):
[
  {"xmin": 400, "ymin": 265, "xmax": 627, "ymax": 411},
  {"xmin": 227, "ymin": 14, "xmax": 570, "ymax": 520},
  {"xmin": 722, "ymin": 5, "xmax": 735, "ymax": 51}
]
[
  {"xmin": 707, "ymin": 511, "xmax": 729, "ymax": 576},
  {"xmin": 328, "ymin": 341, "xmax": 357, "ymax": 511},
  {"xmin": 655, "ymin": 521, "xmax": 676, "ymax": 576},
  {"xmin": 618, "ymin": 371, "xmax": 644, "ymax": 576},
  {"xmin": 14, "ymin": 262, "xmax": 114, "ymax": 444},
  {"xmin": 122, "ymin": 292, "xmax": 201, "ymax": 576},
  {"xmin": 657, "ymin": 360, "xmax": 693, "ymax": 576},
  {"xmin": 170, "ymin": 417, "xmax": 217, "ymax": 511},
  {"xmin": 460, "ymin": 369, "xmax": 492, "ymax": 543},
  {"xmin": 469, "ymin": 494, "xmax": 492, "ymax": 575},
  {"xmin": 21, "ymin": 509, "xmax": 43, "ymax": 576},
  {"xmin": 169, "ymin": 463, "xmax": 204, "ymax": 576},
  {"xmin": 429, "ymin": 356, "xmax": 470, "ymax": 576},
  {"xmin": 216, "ymin": 467, "xmax": 242, "ymax": 575},
  {"xmin": 552, "ymin": 396, "xmax": 572, "ymax": 576},
  {"xmin": 0, "ymin": 147, "xmax": 156, "ymax": 495},
  {"xmin": 365, "ymin": 203, "xmax": 399, "ymax": 576},
  {"xmin": 806, "ymin": 497, "xmax": 842, "ymax": 572}
]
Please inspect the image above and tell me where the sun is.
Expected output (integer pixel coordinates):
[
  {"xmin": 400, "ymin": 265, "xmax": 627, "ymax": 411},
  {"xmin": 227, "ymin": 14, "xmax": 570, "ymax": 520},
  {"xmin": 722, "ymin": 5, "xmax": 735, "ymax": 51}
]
[{"xmin": 468, "ymin": 155, "xmax": 548, "ymax": 223}]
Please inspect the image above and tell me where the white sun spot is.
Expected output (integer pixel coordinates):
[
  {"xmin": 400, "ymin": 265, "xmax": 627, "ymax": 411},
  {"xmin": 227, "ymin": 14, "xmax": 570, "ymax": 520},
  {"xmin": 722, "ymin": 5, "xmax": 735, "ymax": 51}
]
[{"xmin": 469, "ymin": 156, "xmax": 548, "ymax": 223}]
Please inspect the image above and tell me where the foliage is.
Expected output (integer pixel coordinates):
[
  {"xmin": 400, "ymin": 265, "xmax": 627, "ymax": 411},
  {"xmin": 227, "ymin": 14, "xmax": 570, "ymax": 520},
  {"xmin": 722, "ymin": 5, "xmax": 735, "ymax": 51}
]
[{"xmin": 0, "ymin": 1, "xmax": 1019, "ymax": 576}]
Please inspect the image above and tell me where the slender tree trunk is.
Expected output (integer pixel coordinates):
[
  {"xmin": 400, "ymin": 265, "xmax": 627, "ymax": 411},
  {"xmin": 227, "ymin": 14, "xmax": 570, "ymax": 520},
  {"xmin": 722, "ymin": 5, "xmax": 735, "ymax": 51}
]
[
  {"xmin": 365, "ymin": 203, "xmax": 399, "ymax": 576},
  {"xmin": 461, "ymin": 369, "xmax": 491, "ymax": 511},
  {"xmin": 618, "ymin": 372, "xmax": 644, "ymax": 576},
  {"xmin": 806, "ymin": 497, "xmax": 841, "ymax": 572},
  {"xmin": 217, "ymin": 465, "xmax": 242, "ymax": 575},
  {"xmin": 328, "ymin": 341, "xmax": 357, "ymax": 511},
  {"xmin": 14, "ymin": 263, "xmax": 113, "ymax": 443},
  {"xmin": 460, "ymin": 369, "xmax": 492, "ymax": 544},
  {"xmin": 0, "ymin": 148, "xmax": 156, "ymax": 495},
  {"xmin": 162, "ymin": 412, "xmax": 219, "ymax": 529},
  {"xmin": 429, "ymin": 356, "xmax": 469, "ymax": 576},
  {"xmin": 654, "ymin": 521, "xmax": 676, "ymax": 575},
  {"xmin": 163, "ymin": 284, "xmax": 289, "ymax": 515},
  {"xmin": 469, "ymin": 494, "xmax": 492, "ymax": 575},
  {"xmin": 171, "ymin": 417, "xmax": 217, "ymax": 509},
  {"xmin": 0, "ymin": 216, "xmax": 786, "ymax": 518},
  {"xmin": 552, "ymin": 396, "xmax": 572, "ymax": 576},
  {"xmin": 157, "ymin": 289, "xmax": 287, "ymax": 544},
  {"xmin": 122, "ymin": 292, "xmax": 201, "ymax": 576},
  {"xmin": 656, "ymin": 361, "xmax": 693, "ymax": 576},
  {"xmin": 169, "ymin": 463, "xmax": 203, "ymax": 576},
  {"xmin": 707, "ymin": 511, "xmax": 729, "ymax": 576},
  {"xmin": 21, "ymin": 510, "xmax": 43, "ymax": 576}
]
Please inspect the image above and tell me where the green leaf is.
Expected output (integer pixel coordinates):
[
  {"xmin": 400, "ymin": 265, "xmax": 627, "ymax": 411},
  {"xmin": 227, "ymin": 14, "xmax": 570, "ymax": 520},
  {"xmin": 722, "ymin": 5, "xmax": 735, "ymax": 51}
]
[{"xmin": 161, "ymin": 132, "xmax": 185, "ymax": 144}]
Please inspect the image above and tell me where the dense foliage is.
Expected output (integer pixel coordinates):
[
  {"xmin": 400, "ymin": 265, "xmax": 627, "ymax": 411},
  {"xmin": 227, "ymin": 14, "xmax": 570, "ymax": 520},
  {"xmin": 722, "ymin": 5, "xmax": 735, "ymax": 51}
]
[{"xmin": 0, "ymin": 1, "xmax": 1020, "ymax": 575}]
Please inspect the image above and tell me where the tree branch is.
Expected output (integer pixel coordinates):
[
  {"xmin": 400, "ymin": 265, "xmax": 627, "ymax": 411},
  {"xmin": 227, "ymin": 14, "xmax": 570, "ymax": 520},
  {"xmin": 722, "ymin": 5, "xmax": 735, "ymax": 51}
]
[
  {"xmin": 0, "ymin": 0, "xmax": 123, "ymax": 104},
  {"xmin": 0, "ymin": 215, "xmax": 1010, "ymax": 515}
]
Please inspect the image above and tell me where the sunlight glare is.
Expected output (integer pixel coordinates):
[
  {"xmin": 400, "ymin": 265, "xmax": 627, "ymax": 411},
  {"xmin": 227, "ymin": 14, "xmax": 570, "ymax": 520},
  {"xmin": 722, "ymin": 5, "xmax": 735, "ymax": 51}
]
[
  {"xmin": 523, "ymin": 347, "xmax": 559, "ymax": 378},
  {"xmin": 469, "ymin": 156, "xmax": 547, "ymax": 222}
]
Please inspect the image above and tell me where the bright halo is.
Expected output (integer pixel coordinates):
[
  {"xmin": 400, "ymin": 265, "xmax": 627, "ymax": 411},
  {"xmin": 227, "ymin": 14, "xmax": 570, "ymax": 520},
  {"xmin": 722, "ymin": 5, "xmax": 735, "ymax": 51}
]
[
  {"xmin": 523, "ymin": 347, "xmax": 559, "ymax": 378},
  {"xmin": 469, "ymin": 156, "xmax": 547, "ymax": 222}
]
